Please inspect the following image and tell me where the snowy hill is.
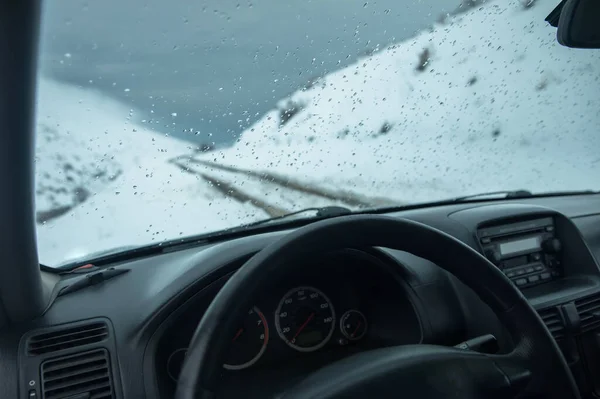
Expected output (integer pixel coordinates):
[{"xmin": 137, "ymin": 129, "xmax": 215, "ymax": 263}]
[
  {"xmin": 35, "ymin": 80, "xmax": 121, "ymax": 222},
  {"xmin": 201, "ymin": 0, "xmax": 600, "ymax": 202},
  {"xmin": 37, "ymin": 0, "xmax": 600, "ymax": 266},
  {"xmin": 35, "ymin": 78, "xmax": 265, "ymax": 265},
  {"xmin": 34, "ymin": 78, "xmax": 186, "ymax": 222}
]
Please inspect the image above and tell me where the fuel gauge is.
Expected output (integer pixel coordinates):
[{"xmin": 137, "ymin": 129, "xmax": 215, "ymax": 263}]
[{"xmin": 340, "ymin": 310, "xmax": 367, "ymax": 341}]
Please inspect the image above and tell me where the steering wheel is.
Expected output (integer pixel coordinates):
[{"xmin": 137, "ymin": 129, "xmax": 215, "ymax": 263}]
[{"xmin": 175, "ymin": 215, "xmax": 580, "ymax": 398}]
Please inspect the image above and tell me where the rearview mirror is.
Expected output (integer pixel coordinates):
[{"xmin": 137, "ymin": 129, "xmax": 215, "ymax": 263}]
[{"xmin": 556, "ymin": 0, "xmax": 600, "ymax": 48}]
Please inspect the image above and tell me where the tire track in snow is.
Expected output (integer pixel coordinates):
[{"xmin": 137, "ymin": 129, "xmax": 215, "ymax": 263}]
[
  {"xmin": 170, "ymin": 159, "xmax": 288, "ymax": 218},
  {"xmin": 176, "ymin": 157, "xmax": 397, "ymax": 208},
  {"xmin": 185, "ymin": 160, "xmax": 360, "ymax": 212}
]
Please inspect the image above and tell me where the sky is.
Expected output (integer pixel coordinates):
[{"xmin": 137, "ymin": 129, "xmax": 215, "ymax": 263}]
[{"xmin": 37, "ymin": 0, "xmax": 453, "ymax": 147}]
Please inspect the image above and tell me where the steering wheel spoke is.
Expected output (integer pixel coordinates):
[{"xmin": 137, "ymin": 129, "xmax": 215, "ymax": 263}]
[
  {"xmin": 279, "ymin": 345, "xmax": 531, "ymax": 399},
  {"xmin": 487, "ymin": 351, "xmax": 534, "ymax": 396}
]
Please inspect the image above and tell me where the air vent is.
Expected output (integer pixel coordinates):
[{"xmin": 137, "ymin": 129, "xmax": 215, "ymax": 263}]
[
  {"xmin": 537, "ymin": 306, "xmax": 565, "ymax": 340},
  {"xmin": 41, "ymin": 348, "xmax": 113, "ymax": 399},
  {"xmin": 575, "ymin": 293, "xmax": 600, "ymax": 332},
  {"xmin": 27, "ymin": 321, "xmax": 108, "ymax": 355}
]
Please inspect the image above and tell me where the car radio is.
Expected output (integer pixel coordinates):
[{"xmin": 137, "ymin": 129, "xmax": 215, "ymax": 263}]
[{"xmin": 478, "ymin": 217, "xmax": 562, "ymax": 289}]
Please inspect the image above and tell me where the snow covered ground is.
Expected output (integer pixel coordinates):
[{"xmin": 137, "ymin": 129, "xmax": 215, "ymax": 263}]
[{"xmin": 36, "ymin": 0, "xmax": 600, "ymax": 266}]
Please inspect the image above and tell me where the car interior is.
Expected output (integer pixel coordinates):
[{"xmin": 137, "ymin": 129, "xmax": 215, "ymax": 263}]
[{"xmin": 2, "ymin": 0, "xmax": 600, "ymax": 398}]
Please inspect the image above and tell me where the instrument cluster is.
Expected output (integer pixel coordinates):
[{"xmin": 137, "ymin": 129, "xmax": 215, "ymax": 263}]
[{"xmin": 163, "ymin": 250, "xmax": 422, "ymax": 380}]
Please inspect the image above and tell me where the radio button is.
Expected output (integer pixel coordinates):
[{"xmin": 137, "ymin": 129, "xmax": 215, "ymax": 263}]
[
  {"xmin": 525, "ymin": 267, "xmax": 534, "ymax": 273},
  {"xmin": 515, "ymin": 278, "xmax": 528, "ymax": 286},
  {"xmin": 484, "ymin": 250, "xmax": 502, "ymax": 265},
  {"xmin": 528, "ymin": 275, "xmax": 540, "ymax": 283},
  {"xmin": 534, "ymin": 265, "xmax": 544, "ymax": 271},
  {"xmin": 530, "ymin": 253, "xmax": 541, "ymax": 262},
  {"xmin": 481, "ymin": 237, "xmax": 491, "ymax": 244},
  {"xmin": 506, "ymin": 271, "xmax": 516, "ymax": 278},
  {"xmin": 540, "ymin": 272, "xmax": 551, "ymax": 280},
  {"xmin": 516, "ymin": 269, "xmax": 526, "ymax": 275}
]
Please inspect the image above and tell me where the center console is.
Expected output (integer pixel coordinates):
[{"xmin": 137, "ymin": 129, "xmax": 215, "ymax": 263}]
[
  {"xmin": 455, "ymin": 205, "xmax": 600, "ymax": 398},
  {"xmin": 478, "ymin": 217, "xmax": 563, "ymax": 288}
]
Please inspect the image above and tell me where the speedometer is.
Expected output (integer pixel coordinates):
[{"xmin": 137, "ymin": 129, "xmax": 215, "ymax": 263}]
[{"xmin": 275, "ymin": 286, "xmax": 335, "ymax": 352}]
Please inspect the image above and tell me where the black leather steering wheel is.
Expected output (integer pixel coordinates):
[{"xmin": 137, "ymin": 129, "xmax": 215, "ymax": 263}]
[{"xmin": 175, "ymin": 215, "xmax": 580, "ymax": 398}]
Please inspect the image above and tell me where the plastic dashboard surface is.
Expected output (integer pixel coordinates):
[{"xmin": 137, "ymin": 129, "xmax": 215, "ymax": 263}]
[{"xmin": 2, "ymin": 194, "xmax": 600, "ymax": 399}]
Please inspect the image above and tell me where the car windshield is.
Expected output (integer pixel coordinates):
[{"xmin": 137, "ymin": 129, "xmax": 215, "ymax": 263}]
[{"xmin": 36, "ymin": 0, "xmax": 600, "ymax": 266}]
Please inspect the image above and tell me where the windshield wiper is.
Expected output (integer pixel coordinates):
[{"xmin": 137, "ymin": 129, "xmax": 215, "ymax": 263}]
[
  {"xmin": 451, "ymin": 189, "xmax": 534, "ymax": 202},
  {"xmin": 53, "ymin": 190, "xmax": 599, "ymax": 271},
  {"xmin": 54, "ymin": 245, "xmax": 142, "ymax": 268},
  {"xmin": 238, "ymin": 206, "xmax": 353, "ymax": 229},
  {"xmin": 451, "ymin": 189, "xmax": 598, "ymax": 202},
  {"xmin": 52, "ymin": 206, "xmax": 353, "ymax": 270}
]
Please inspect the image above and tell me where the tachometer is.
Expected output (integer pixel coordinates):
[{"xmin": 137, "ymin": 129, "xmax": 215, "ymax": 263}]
[
  {"xmin": 340, "ymin": 310, "xmax": 367, "ymax": 341},
  {"xmin": 223, "ymin": 306, "xmax": 269, "ymax": 370},
  {"xmin": 275, "ymin": 286, "xmax": 335, "ymax": 352}
]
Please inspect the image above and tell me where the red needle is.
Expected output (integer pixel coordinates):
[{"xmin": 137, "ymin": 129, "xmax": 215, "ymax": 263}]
[
  {"xmin": 232, "ymin": 328, "xmax": 244, "ymax": 342},
  {"xmin": 350, "ymin": 321, "xmax": 362, "ymax": 338},
  {"xmin": 293, "ymin": 312, "xmax": 315, "ymax": 340}
]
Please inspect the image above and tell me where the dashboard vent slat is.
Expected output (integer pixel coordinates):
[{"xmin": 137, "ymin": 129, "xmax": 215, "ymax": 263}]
[
  {"xmin": 27, "ymin": 322, "xmax": 108, "ymax": 355},
  {"xmin": 537, "ymin": 306, "xmax": 564, "ymax": 340},
  {"xmin": 575, "ymin": 293, "xmax": 600, "ymax": 333},
  {"xmin": 41, "ymin": 348, "xmax": 114, "ymax": 399}
]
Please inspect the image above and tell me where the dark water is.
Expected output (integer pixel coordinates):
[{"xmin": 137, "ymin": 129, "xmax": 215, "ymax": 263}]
[{"xmin": 39, "ymin": 0, "xmax": 453, "ymax": 147}]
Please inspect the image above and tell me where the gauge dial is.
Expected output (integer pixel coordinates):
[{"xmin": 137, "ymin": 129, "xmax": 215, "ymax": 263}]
[
  {"xmin": 223, "ymin": 306, "xmax": 269, "ymax": 370},
  {"xmin": 167, "ymin": 348, "xmax": 187, "ymax": 381},
  {"xmin": 275, "ymin": 286, "xmax": 335, "ymax": 352},
  {"xmin": 340, "ymin": 310, "xmax": 367, "ymax": 341}
]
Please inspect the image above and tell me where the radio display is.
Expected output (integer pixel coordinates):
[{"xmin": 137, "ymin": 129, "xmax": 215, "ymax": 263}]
[{"xmin": 499, "ymin": 236, "xmax": 541, "ymax": 256}]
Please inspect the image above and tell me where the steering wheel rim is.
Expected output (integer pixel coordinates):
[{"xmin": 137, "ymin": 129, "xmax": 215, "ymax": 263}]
[{"xmin": 175, "ymin": 215, "xmax": 579, "ymax": 398}]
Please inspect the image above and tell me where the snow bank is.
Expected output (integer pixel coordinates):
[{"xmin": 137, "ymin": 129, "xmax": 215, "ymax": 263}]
[
  {"xmin": 35, "ymin": 78, "xmax": 262, "ymax": 265},
  {"xmin": 205, "ymin": 0, "xmax": 600, "ymax": 202}
]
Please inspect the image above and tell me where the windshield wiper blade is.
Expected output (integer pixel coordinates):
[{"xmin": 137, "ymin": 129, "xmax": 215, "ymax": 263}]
[
  {"xmin": 451, "ymin": 189, "xmax": 599, "ymax": 203},
  {"xmin": 54, "ymin": 206, "xmax": 354, "ymax": 270},
  {"xmin": 233, "ymin": 206, "xmax": 353, "ymax": 230},
  {"xmin": 451, "ymin": 189, "xmax": 533, "ymax": 202},
  {"xmin": 52, "ymin": 187, "xmax": 600, "ymax": 271},
  {"xmin": 54, "ymin": 245, "xmax": 141, "ymax": 268},
  {"xmin": 58, "ymin": 267, "xmax": 130, "ymax": 296}
]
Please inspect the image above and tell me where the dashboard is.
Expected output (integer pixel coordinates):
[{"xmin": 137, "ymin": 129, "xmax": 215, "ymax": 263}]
[{"xmin": 5, "ymin": 194, "xmax": 600, "ymax": 399}]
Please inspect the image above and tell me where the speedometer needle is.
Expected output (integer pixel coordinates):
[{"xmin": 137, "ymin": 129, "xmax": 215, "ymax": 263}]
[
  {"xmin": 293, "ymin": 312, "xmax": 315, "ymax": 340},
  {"xmin": 232, "ymin": 328, "xmax": 244, "ymax": 342},
  {"xmin": 351, "ymin": 321, "xmax": 362, "ymax": 338}
]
